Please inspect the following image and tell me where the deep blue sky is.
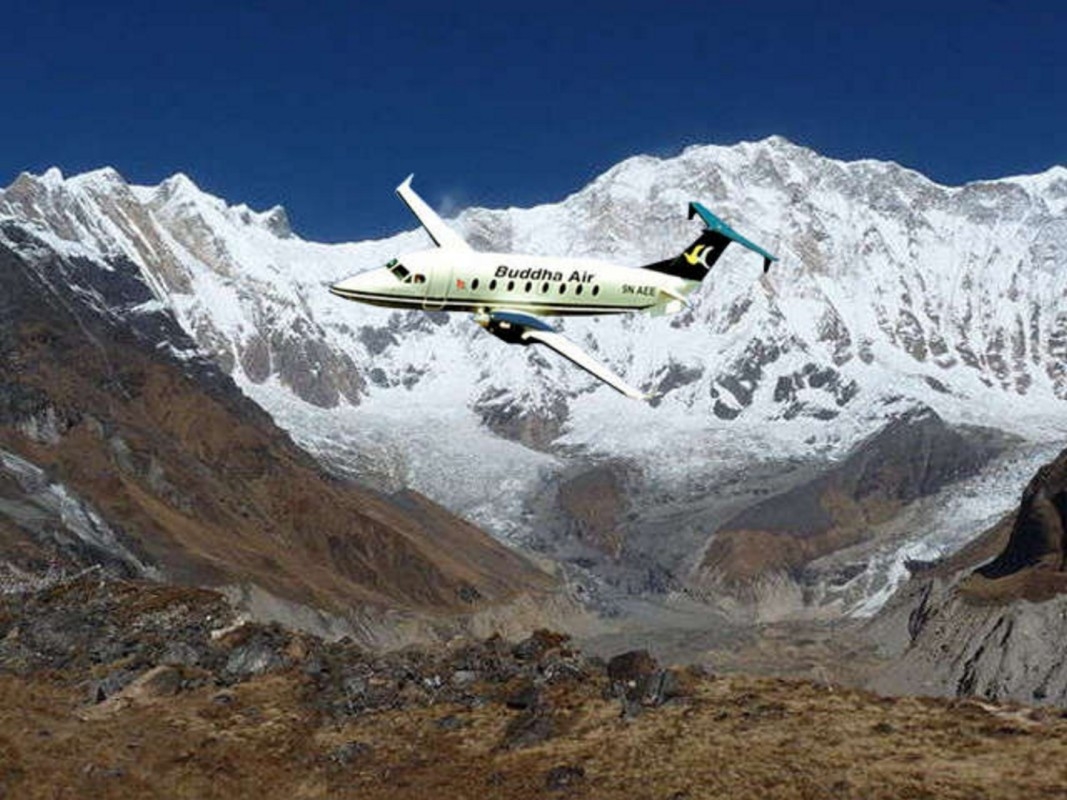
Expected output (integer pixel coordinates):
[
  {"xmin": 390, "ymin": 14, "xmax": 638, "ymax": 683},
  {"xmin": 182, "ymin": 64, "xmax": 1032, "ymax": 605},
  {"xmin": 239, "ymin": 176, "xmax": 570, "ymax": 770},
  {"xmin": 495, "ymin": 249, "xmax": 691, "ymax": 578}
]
[{"xmin": 1, "ymin": 1, "xmax": 1063, "ymax": 241}]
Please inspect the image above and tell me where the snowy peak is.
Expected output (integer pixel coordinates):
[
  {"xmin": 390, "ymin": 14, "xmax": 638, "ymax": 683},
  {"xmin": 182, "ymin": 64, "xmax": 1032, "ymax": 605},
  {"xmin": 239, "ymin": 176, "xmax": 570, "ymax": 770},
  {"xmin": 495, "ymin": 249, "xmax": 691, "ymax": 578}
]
[
  {"xmin": 446, "ymin": 138, "xmax": 1067, "ymax": 434},
  {"xmin": 156, "ymin": 171, "xmax": 202, "ymax": 198},
  {"xmin": 2, "ymin": 141, "xmax": 1065, "ymax": 443},
  {"xmin": 67, "ymin": 166, "xmax": 127, "ymax": 191},
  {"xmin": 0, "ymin": 167, "xmax": 295, "ymax": 253},
  {"xmin": 237, "ymin": 203, "xmax": 292, "ymax": 239},
  {"xmin": 0, "ymin": 166, "xmax": 362, "ymax": 408},
  {"xmin": 143, "ymin": 172, "xmax": 292, "ymax": 238},
  {"xmin": 39, "ymin": 166, "xmax": 64, "ymax": 186}
]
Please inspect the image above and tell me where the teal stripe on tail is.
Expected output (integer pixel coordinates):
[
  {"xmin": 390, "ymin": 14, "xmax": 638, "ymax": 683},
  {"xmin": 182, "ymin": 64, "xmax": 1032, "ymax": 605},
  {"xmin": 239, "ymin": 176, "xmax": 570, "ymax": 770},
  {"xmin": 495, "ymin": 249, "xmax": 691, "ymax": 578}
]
[{"xmin": 642, "ymin": 202, "xmax": 778, "ymax": 281}]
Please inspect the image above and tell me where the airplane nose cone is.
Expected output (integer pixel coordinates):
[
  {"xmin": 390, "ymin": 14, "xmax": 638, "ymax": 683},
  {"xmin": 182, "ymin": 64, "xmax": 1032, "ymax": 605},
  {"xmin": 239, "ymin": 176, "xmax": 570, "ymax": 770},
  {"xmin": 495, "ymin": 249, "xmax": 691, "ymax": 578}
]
[{"xmin": 330, "ymin": 274, "xmax": 368, "ymax": 297}]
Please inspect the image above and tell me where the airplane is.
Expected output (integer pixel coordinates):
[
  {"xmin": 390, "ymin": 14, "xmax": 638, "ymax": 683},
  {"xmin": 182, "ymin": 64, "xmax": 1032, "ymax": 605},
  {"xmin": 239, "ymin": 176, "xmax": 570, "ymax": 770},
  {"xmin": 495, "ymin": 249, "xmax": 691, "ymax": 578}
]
[{"xmin": 330, "ymin": 176, "xmax": 778, "ymax": 400}]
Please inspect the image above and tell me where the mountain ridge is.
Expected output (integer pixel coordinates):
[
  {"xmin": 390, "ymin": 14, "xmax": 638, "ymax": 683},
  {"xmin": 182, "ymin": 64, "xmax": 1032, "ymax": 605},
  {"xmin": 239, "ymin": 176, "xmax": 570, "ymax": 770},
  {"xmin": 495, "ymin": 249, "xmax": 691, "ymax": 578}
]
[
  {"xmin": 3, "ymin": 137, "xmax": 1064, "ymax": 620},
  {"xmin": 0, "ymin": 220, "xmax": 563, "ymax": 644}
]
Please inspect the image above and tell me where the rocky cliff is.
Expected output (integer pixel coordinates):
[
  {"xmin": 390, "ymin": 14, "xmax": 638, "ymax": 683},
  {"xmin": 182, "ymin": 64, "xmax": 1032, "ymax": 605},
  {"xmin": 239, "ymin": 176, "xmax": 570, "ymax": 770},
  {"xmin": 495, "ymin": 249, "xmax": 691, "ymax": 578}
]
[
  {"xmin": 690, "ymin": 408, "xmax": 1012, "ymax": 619},
  {"xmin": 868, "ymin": 446, "xmax": 1067, "ymax": 704}
]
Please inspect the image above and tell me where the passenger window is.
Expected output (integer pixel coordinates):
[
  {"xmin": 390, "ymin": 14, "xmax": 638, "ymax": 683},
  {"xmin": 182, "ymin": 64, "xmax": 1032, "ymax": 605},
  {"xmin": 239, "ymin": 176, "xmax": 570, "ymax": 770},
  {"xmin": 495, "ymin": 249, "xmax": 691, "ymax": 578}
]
[
  {"xmin": 507, "ymin": 281, "xmax": 515, "ymax": 291},
  {"xmin": 414, "ymin": 274, "xmax": 426, "ymax": 284},
  {"xmin": 471, "ymin": 278, "xmax": 480, "ymax": 290},
  {"xmin": 559, "ymin": 284, "xmax": 566, "ymax": 294},
  {"xmin": 524, "ymin": 282, "xmax": 532, "ymax": 292},
  {"xmin": 592, "ymin": 285, "xmax": 600, "ymax": 296},
  {"xmin": 576, "ymin": 285, "xmax": 583, "ymax": 295},
  {"xmin": 541, "ymin": 282, "xmax": 549, "ymax": 293},
  {"xmin": 490, "ymin": 279, "xmax": 497, "ymax": 291}
]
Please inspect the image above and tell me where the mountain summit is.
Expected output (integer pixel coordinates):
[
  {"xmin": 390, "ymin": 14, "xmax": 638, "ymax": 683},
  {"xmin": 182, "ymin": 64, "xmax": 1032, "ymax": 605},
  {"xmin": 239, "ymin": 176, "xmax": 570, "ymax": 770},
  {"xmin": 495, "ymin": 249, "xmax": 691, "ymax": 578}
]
[{"xmin": 2, "ymin": 137, "xmax": 1064, "ymax": 621}]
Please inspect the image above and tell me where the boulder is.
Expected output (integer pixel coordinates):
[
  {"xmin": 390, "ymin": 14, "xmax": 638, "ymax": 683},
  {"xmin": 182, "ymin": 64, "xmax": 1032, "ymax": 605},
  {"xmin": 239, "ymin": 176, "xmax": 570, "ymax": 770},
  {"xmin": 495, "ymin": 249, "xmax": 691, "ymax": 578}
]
[{"xmin": 545, "ymin": 764, "xmax": 585, "ymax": 791}]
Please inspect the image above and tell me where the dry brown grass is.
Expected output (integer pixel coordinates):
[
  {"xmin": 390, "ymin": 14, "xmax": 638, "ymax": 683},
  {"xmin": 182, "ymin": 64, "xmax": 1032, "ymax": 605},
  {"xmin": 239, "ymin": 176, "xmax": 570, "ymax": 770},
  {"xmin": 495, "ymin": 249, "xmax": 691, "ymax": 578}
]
[
  {"xmin": 4, "ymin": 667, "xmax": 1067, "ymax": 799},
  {"xmin": 958, "ymin": 568, "xmax": 1067, "ymax": 605}
]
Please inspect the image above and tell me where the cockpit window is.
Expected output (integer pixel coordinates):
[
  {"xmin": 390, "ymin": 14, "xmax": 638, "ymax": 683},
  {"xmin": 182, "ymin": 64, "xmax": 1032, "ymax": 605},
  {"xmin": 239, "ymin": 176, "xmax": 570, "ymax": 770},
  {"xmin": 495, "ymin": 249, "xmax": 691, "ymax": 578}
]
[{"xmin": 386, "ymin": 259, "xmax": 411, "ymax": 282}]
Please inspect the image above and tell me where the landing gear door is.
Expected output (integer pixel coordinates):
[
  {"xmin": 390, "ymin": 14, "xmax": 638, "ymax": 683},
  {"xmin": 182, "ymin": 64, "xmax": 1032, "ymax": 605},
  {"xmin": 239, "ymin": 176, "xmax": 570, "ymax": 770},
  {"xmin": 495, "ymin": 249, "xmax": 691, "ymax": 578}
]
[{"xmin": 423, "ymin": 263, "xmax": 451, "ymax": 310}]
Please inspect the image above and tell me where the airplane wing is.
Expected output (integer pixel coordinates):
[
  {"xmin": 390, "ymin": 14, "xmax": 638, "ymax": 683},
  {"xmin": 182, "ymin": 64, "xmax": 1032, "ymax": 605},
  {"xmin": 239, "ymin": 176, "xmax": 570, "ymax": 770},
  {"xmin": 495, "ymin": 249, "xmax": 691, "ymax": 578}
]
[
  {"xmin": 395, "ymin": 175, "xmax": 472, "ymax": 251},
  {"xmin": 478, "ymin": 311, "xmax": 649, "ymax": 401},
  {"xmin": 525, "ymin": 328, "xmax": 649, "ymax": 400}
]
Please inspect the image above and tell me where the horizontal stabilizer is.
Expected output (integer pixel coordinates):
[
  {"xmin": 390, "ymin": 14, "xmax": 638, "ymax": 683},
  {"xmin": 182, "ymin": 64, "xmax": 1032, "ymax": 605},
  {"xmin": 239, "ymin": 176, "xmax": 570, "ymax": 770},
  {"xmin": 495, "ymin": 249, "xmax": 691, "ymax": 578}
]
[
  {"xmin": 688, "ymin": 202, "xmax": 778, "ymax": 272},
  {"xmin": 395, "ymin": 175, "xmax": 472, "ymax": 251},
  {"xmin": 641, "ymin": 202, "xmax": 778, "ymax": 281}
]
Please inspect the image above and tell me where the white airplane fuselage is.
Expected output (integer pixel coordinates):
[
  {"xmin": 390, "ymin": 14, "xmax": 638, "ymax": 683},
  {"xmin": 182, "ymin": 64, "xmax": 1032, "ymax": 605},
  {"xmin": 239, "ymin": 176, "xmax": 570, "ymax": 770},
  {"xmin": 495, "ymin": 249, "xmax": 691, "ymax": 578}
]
[
  {"xmin": 329, "ymin": 175, "xmax": 776, "ymax": 399},
  {"xmin": 329, "ymin": 249, "xmax": 696, "ymax": 317}
]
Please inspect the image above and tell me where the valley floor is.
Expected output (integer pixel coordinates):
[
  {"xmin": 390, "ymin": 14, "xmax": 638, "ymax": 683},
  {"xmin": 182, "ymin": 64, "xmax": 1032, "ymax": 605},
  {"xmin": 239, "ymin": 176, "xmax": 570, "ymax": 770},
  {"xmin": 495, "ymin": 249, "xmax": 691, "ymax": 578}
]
[{"xmin": 575, "ymin": 595, "xmax": 879, "ymax": 688}]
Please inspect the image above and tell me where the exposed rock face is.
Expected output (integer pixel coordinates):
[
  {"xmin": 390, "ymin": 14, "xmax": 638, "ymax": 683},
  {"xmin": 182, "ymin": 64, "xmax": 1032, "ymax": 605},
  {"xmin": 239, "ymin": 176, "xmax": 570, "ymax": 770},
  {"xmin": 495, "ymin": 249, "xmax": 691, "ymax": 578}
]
[
  {"xmin": 556, "ymin": 462, "xmax": 637, "ymax": 560},
  {"xmin": 520, "ymin": 459, "xmax": 686, "ymax": 599},
  {"xmin": 868, "ymin": 447, "xmax": 1067, "ymax": 705},
  {"xmin": 693, "ymin": 409, "xmax": 1009, "ymax": 615},
  {"xmin": 0, "ymin": 446, "xmax": 155, "ymax": 588},
  {"xmin": 474, "ymin": 388, "xmax": 569, "ymax": 451},
  {"xmin": 978, "ymin": 452, "xmax": 1067, "ymax": 577},
  {"xmin": 0, "ymin": 229, "xmax": 554, "ymax": 629},
  {"xmin": 871, "ymin": 578, "xmax": 1067, "ymax": 704}
]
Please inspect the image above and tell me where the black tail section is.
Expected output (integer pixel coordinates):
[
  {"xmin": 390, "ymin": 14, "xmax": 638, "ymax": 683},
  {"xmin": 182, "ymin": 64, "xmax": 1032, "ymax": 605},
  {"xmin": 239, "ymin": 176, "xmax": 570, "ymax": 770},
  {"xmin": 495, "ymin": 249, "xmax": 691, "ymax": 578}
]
[
  {"xmin": 641, "ymin": 202, "xmax": 778, "ymax": 282},
  {"xmin": 641, "ymin": 229, "xmax": 733, "ymax": 282}
]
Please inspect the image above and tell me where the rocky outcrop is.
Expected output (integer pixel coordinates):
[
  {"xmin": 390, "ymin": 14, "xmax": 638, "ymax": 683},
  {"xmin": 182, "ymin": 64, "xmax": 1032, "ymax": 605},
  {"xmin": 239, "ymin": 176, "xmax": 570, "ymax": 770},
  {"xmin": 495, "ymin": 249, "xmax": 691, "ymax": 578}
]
[
  {"xmin": 5, "ymin": 574, "xmax": 1067, "ymax": 799},
  {"xmin": 977, "ymin": 452, "xmax": 1067, "ymax": 577},
  {"xmin": 868, "ymin": 447, "xmax": 1067, "ymax": 705},
  {"xmin": 473, "ymin": 387, "xmax": 569, "ymax": 451},
  {"xmin": 555, "ymin": 462, "xmax": 636, "ymax": 560},
  {"xmin": 692, "ymin": 409, "xmax": 1010, "ymax": 615},
  {"xmin": 520, "ymin": 459, "xmax": 685, "ymax": 599},
  {"xmin": 0, "ymin": 576, "xmax": 680, "ymax": 733}
]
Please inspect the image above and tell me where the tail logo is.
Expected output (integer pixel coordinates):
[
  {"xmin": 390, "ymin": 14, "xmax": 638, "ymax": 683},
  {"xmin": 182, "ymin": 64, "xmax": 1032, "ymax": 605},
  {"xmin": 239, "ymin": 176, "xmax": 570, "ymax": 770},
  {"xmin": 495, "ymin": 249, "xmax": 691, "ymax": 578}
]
[{"xmin": 684, "ymin": 244, "xmax": 710, "ymax": 267}]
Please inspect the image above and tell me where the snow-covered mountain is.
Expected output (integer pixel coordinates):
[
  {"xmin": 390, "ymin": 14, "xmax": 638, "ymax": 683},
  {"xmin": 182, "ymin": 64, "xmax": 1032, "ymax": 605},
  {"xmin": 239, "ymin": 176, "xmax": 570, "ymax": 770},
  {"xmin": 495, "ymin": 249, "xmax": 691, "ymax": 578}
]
[{"xmin": 2, "ymin": 137, "xmax": 1065, "ymax": 617}]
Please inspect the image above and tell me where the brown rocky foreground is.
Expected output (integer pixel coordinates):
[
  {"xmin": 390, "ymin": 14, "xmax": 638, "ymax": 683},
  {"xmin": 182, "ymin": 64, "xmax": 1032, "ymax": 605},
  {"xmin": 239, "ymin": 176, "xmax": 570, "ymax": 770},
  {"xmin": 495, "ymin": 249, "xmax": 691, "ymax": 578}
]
[{"xmin": 4, "ymin": 578, "xmax": 1067, "ymax": 799}]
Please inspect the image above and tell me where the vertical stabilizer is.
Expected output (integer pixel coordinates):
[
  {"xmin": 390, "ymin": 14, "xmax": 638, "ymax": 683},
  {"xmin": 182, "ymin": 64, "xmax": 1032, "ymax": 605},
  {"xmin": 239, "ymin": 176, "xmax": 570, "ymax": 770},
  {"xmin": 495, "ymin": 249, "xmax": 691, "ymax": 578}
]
[{"xmin": 642, "ymin": 202, "xmax": 778, "ymax": 280}]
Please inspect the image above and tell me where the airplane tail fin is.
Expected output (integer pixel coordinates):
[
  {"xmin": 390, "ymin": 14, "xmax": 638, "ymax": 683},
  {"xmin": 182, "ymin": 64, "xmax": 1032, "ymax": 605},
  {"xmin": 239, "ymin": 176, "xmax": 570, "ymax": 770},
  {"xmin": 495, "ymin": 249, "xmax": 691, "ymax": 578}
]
[{"xmin": 641, "ymin": 202, "xmax": 778, "ymax": 281}]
